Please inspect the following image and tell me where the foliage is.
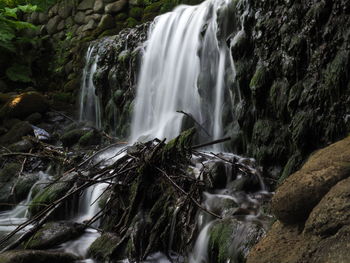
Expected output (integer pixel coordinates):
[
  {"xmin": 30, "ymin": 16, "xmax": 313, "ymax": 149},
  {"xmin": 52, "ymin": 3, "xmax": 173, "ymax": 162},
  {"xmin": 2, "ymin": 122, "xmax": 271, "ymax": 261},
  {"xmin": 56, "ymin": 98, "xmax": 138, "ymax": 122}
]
[{"xmin": 0, "ymin": 2, "xmax": 41, "ymax": 83}]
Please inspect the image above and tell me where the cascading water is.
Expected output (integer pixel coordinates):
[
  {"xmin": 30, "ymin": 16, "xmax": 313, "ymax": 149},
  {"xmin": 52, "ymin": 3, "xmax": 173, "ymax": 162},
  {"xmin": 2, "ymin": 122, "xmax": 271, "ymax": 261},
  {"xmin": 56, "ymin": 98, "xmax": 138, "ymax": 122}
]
[
  {"xmin": 130, "ymin": 0, "xmax": 246, "ymax": 149},
  {"xmin": 79, "ymin": 45, "xmax": 102, "ymax": 129}
]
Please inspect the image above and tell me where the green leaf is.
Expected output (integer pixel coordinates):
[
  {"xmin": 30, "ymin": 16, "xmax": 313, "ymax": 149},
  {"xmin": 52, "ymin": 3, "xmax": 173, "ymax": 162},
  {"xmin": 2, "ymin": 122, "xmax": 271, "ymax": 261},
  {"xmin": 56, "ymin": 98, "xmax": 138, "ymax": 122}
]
[
  {"xmin": 6, "ymin": 63, "xmax": 32, "ymax": 83},
  {"xmin": 18, "ymin": 4, "xmax": 38, "ymax": 13},
  {"xmin": 4, "ymin": 7, "xmax": 17, "ymax": 18}
]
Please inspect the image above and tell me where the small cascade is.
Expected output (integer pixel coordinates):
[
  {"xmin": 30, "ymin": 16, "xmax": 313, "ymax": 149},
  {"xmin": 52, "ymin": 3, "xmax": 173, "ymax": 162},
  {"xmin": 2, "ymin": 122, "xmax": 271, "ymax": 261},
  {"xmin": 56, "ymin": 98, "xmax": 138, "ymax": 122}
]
[
  {"xmin": 79, "ymin": 45, "xmax": 102, "ymax": 129},
  {"xmin": 0, "ymin": 172, "xmax": 50, "ymax": 245},
  {"xmin": 187, "ymin": 152, "xmax": 270, "ymax": 263}
]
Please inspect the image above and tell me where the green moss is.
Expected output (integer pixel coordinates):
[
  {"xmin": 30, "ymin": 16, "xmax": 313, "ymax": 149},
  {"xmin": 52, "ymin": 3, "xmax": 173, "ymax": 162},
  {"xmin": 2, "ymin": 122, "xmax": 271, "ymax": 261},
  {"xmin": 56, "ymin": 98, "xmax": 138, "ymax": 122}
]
[
  {"xmin": 208, "ymin": 220, "xmax": 234, "ymax": 263},
  {"xmin": 161, "ymin": 128, "xmax": 196, "ymax": 162},
  {"xmin": 115, "ymin": 12, "xmax": 129, "ymax": 21},
  {"xmin": 129, "ymin": 7, "xmax": 144, "ymax": 20},
  {"xmin": 78, "ymin": 130, "xmax": 102, "ymax": 147},
  {"xmin": 99, "ymin": 28, "xmax": 122, "ymax": 38},
  {"xmin": 88, "ymin": 233, "xmax": 120, "ymax": 261},
  {"xmin": 126, "ymin": 17, "xmax": 139, "ymax": 27},
  {"xmin": 142, "ymin": 12, "xmax": 158, "ymax": 22},
  {"xmin": 29, "ymin": 177, "xmax": 73, "ymax": 216},
  {"xmin": 144, "ymin": 1, "xmax": 163, "ymax": 13}
]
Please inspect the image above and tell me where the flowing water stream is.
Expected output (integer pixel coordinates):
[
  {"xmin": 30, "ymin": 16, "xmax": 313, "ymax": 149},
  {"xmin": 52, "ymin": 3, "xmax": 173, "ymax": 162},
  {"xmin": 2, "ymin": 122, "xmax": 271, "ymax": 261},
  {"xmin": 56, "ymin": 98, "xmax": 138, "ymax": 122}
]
[{"xmin": 0, "ymin": 0, "xmax": 269, "ymax": 262}]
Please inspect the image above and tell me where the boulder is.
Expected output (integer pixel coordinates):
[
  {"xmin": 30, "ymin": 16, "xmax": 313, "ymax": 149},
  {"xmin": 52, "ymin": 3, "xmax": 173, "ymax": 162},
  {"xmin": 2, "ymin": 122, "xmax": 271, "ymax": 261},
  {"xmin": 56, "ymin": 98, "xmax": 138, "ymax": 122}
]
[
  {"xmin": 82, "ymin": 20, "xmax": 97, "ymax": 32},
  {"xmin": 105, "ymin": 0, "xmax": 128, "ymax": 14},
  {"xmin": 38, "ymin": 12, "xmax": 48, "ymax": 24},
  {"xmin": 24, "ymin": 221, "xmax": 85, "ymax": 249},
  {"xmin": 84, "ymin": 14, "xmax": 102, "ymax": 24},
  {"xmin": 98, "ymin": 14, "xmax": 115, "ymax": 31},
  {"xmin": 0, "ymin": 92, "xmax": 49, "ymax": 120},
  {"xmin": 77, "ymin": 0, "xmax": 95, "ymax": 11},
  {"xmin": 46, "ymin": 15, "xmax": 61, "ymax": 35},
  {"xmin": 271, "ymin": 136, "xmax": 350, "ymax": 223},
  {"xmin": 74, "ymin": 11, "xmax": 86, "ymax": 25},
  {"xmin": 57, "ymin": 0, "xmax": 73, "ymax": 19},
  {"xmin": 57, "ymin": 19, "xmax": 65, "ymax": 31},
  {"xmin": 0, "ymin": 250, "xmax": 78, "ymax": 263},
  {"xmin": 0, "ymin": 121, "xmax": 33, "ymax": 145},
  {"xmin": 8, "ymin": 139, "xmax": 33, "ymax": 153},
  {"xmin": 94, "ymin": 0, "xmax": 105, "ymax": 13}
]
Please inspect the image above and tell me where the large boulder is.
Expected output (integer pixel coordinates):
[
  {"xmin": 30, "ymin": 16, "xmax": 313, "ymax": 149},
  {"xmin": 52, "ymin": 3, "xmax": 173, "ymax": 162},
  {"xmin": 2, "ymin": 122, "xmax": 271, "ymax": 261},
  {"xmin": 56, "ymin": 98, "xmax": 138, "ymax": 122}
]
[
  {"xmin": 247, "ymin": 136, "xmax": 350, "ymax": 263},
  {"xmin": 271, "ymin": 136, "xmax": 350, "ymax": 223},
  {"xmin": 0, "ymin": 250, "xmax": 78, "ymax": 263},
  {"xmin": 0, "ymin": 92, "xmax": 49, "ymax": 120}
]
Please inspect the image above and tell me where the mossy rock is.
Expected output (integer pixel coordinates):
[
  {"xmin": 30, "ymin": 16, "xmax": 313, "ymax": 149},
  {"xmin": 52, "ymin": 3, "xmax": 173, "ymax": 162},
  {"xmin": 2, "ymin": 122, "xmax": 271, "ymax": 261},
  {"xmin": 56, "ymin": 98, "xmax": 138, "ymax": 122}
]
[
  {"xmin": 0, "ymin": 121, "xmax": 33, "ymax": 146},
  {"xmin": 249, "ymin": 66, "xmax": 271, "ymax": 106},
  {"xmin": 8, "ymin": 139, "xmax": 34, "ymax": 153},
  {"xmin": 29, "ymin": 174, "xmax": 75, "ymax": 217},
  {"xmin": 24, "ymin": 221, "xmax": 85, "ymax": 249},
  {"xmin": 60, "ymin": 128, "xmax": 91, "ymax": 147},
  {"xmin": 88, "ymin": 233, "xmax": 120, "ymax": 261},
  {"xmin": 208, "ymin": 219, "xmax": 264, "ymax": 263},
  {"xmin": 78, "ymin": 129, "xmax": 102, "ymax": 147},
  {"xmin": 13, "ymin": 173, "xmax": 39, "ymax": 203},
  {"xmin": 161, "ymin": 128, "xmax": 196, "ymax": 162},
  {"xmin": 0, "ymin": 250, "xmax": 78, "ymax": 263},
  {"xmin": 0, "ymin": 92, "xmax": 49, "ymax": 120}
]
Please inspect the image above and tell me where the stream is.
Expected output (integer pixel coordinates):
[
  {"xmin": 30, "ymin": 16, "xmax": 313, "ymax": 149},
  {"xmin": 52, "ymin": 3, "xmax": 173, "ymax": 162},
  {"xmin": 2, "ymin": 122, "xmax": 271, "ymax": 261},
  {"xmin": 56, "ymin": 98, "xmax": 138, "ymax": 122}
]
[{"xmin": 0, "ymin": 0, "xmax": 271, "ymax": 262}]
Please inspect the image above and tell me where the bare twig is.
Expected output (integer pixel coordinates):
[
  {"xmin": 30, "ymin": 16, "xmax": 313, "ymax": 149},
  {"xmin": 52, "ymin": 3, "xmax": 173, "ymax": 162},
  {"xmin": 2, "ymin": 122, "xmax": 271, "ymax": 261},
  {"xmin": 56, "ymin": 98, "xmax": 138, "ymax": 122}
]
[
  {"xmin": 155, "ymin": 166, "xmax": 222, "ymax": 219},
  {"xmin": 191, "ymin": 137, "xmax": 231, "ymax": 150}
]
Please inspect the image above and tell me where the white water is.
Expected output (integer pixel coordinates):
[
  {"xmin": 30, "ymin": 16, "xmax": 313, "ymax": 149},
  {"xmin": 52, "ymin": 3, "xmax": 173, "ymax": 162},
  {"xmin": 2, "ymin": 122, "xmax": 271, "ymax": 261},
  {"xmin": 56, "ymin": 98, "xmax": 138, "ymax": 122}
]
[
  {"xmin": 79, "ymin": 45, "xmax": 102, "ymax": 129},
  {"xmin": 131, "ymin": 0, "xmax": 238, "ymax": 146},
  {"xmin": 0, "ymin": 172, "xmax": 49, "ymax": 242}
]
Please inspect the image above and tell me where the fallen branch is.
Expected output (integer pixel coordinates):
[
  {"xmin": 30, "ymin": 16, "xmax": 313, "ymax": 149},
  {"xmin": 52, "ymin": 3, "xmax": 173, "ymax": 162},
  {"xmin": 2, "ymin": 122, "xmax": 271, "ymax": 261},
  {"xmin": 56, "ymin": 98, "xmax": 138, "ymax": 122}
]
[
  {"xmin": 191, "ymin": 137, "xmax": 231, "ymax": 150},
  {"xmin": 155, "ymin": 166, "xmax": 222, "ymax": 219},
  {"xmin": 177, "ymin": 110, "xmax": 211, "ymax": 137}
]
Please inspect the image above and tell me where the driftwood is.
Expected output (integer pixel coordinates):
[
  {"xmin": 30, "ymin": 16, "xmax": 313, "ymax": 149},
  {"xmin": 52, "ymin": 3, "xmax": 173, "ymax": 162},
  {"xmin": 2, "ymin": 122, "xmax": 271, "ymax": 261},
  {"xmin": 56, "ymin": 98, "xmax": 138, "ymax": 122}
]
[{"xmin": 0, "ymin": 130, "xmax": 240, "ymax": 260}]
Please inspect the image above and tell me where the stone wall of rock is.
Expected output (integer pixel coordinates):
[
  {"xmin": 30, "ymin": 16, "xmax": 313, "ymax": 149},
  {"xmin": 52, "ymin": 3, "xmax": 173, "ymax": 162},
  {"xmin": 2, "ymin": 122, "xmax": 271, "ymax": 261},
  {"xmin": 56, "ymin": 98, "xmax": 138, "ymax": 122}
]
[{"xmin": 27, "ymin": 0, "xmax": 199, "ymax": 42}]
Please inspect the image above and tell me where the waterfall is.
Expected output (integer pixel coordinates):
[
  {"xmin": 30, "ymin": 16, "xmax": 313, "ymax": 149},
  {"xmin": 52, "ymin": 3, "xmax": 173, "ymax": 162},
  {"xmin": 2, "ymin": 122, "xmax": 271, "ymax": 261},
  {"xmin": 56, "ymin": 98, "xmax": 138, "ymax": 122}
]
[
  {"xmin": 79, "ymin": 45, "xmax": 102, "ymax": 129},
  {"xmin": 131, "ymin": 0, "xmax": 242, "ymax": 148}
]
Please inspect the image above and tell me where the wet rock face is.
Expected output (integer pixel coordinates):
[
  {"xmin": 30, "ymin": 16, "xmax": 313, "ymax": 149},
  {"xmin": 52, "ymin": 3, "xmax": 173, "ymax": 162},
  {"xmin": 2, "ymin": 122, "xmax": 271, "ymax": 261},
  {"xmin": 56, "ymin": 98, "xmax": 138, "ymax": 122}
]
[
  {"xmin": 229, "ymin": 0, "xmax": 350, "ymax": 183},
  {"xmin": 247, "ymin": 136, "xmax": 350, "ymax": 263},
  {"xmin": 89, "ymin": 24, "xmax": 149, "ymax": 137}
]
